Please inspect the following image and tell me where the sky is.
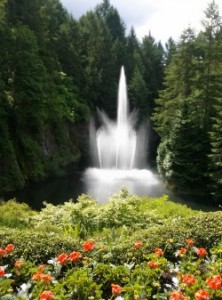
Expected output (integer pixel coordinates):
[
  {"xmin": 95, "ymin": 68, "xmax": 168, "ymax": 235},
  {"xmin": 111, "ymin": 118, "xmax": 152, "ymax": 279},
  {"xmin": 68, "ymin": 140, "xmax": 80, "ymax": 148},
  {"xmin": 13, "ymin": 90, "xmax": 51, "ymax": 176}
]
[{"xmin": 60, "ymin": 0, "xmax": 222, "ymax": 45}]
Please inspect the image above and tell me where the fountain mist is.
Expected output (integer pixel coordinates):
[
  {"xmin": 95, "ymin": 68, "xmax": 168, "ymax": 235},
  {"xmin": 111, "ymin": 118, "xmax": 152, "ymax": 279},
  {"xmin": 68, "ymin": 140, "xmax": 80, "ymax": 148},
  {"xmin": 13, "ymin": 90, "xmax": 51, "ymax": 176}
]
[
  {"xmin": 90, "ymin": 66, "xmax": 146, "ymax": 169},
  {"xmin": 84, "ymin": 66, "xmax": 166, "ymax": 201}
]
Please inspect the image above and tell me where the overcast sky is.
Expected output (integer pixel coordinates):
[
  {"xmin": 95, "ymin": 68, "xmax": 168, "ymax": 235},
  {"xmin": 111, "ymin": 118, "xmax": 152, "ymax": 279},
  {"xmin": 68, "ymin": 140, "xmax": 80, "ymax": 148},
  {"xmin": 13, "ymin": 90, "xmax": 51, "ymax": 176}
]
[{"xmin": 60, "ymin": 0, "xmax": 222, "ymax": 44}]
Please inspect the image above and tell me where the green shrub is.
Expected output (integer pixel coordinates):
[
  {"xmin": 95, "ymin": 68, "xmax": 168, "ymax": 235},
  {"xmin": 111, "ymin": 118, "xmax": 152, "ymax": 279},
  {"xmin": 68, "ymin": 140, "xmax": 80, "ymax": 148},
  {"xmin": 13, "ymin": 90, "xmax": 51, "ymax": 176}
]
[
  {"xmin": 0, "ymin": 199, "xmax": 35, "ymax": 229},
  {"xmin": 32, "ymin": 192, "xmax": 197, "ymax": 239},
  {"xmin": 0, "ymin": 227, "xmax": 79, "ymax": 264}
]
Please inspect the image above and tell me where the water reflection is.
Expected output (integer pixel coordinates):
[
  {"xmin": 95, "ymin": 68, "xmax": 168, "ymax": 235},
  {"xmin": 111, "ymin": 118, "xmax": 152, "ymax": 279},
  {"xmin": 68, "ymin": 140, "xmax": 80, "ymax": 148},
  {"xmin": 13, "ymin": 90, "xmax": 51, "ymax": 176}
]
[
  {"xmin": 4, "ymin": 173, "xmax": 84, "ymax": 210},
  {"xmin": 3, "ymin": 171, "xmax": 220, "ymax": 212}
]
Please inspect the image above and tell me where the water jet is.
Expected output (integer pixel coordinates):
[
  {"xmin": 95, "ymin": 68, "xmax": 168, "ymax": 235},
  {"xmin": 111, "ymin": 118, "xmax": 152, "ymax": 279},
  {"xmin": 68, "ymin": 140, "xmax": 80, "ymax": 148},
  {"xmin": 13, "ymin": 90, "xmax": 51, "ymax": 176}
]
[{"xmin": 83, "ymin": 66, "xmax": 166, "ymax": 201}]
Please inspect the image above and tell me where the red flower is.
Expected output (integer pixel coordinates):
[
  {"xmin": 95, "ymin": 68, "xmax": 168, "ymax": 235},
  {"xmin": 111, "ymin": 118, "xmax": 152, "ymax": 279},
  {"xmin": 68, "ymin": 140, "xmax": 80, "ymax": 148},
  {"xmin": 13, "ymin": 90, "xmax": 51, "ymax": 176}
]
[
  {"xmin": 41, "ymin": 274, "xmax": 53, "ymax": 284},
  {"xmin": 111, "ymin": 284, "xmax": 123, "ymax": 295},
  {"xmin": 154, "ymin": 247, "xmax": 164, "ymax": 256},
  {"xmin": 69, "ymin": 251, "xmax": 82, "ymax": 262},
  {"xmin": 196, "ymin": 248, "xmax": 208, "ymax": 257},
  {"xmin": 33, "ymin": 272, "xmax": 53, "ymax": 284},
  {"xmin": 15, "ymin": 261, "xmax": 23, "ymax": 268},
  {"xmin": 206, "ymin": 274, "xmax": 222, "ymax": 290},
  {"xmin": 195, "ymin": 289, "xmax": 209, "ymax": 300},
  {"xmin": 56, "ymin": 253, "xmax": 69, "ymax": 265},
  {"xmin": 182, "ymin": 274, "xmax": 196, "ymax": 285},
  {"xmin": 39, "ymin": 290, "xmax": 54, "ymax": 300},
  {"xmin": 0, "ymin": 248, "xmax": 7, "ymax": 257},
  {"xmin": 0, "ymin": 267, "xmax": 5, "ymax": 277},
  {"xmin": 186, "ymin": 239, "xmax": 194, "ymax": 247},
  {"xmin": 5, "ymin": 243, "xmax": 15, "ymax": 253},
  {"xmin": 32, "ymin": 272, "xmax": 43, "ymax": 281},
  {"xmin": 82, "ymin": 240, "xmax": 95, "ymax": 252},
  {"xmin": 147, "ymin": 260, "xmax": 159, "ymax": 269},
  {"xmin": 177, "ymin": 247, "xmax": 187, "ymax": 257},
  {"xmin": 170, "ymin": 290, "xmax": 185, "ymax": 300},
  {"xmin": 134, "ymin": 241, "xmax": 143, "ymax": 249}
]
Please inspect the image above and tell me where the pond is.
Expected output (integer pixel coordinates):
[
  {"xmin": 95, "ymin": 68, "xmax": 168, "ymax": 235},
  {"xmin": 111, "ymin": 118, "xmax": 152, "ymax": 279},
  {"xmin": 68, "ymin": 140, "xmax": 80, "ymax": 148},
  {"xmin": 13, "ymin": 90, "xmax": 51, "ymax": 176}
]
[{"xmin": 3, "ymin": 168, "xmax": 220, "ymax": 212}]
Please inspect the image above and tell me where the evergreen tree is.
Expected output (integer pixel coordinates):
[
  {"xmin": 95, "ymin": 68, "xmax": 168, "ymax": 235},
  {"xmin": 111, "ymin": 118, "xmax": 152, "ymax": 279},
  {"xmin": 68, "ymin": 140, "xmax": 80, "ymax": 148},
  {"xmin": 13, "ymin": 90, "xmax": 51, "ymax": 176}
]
[
  {"xmin": 209, "ymin": 93, "xmax": 222, "ymax": 202},
  {"xmin": 128, "ymin": 66, "xmax": 150, "ymax": 121},
  {"xmin": 205, "ymin": 2, "xmax": 222, "ymax": 202},
  {"xmin": 157, "ymin": 104, "xmax": 209, "ymax": 198},
  {"xmin": 125, "ymin": 27, "xmax": 141, "ymax": 80},
  {"xmin": 0, "ymin": 23, "xmax": 25, "ymax": 191},
  {"xmin": 196, "ymin": 1, "xmax": 222, "ymax": 129},
  {"xmin": 197, "ymin": 1, "xmax": 222, "ymax": 202},
  {"xmin": 153, "ymin": 27, "xmax": 199, "ymax": 138},
  {"xmin": 153, "ymin": 27, "xmax": 212, "ymax": 199},
  {"xmin": 78, "ymin": 11, "xmax": 117, "ymax": 114},
  {"xmin": 140, "ymin": 34, "xmax": 165, "ymax": 111},
  {"xmin": 165, "ymin": 37, "xmax": 177, "ymax": 66}
]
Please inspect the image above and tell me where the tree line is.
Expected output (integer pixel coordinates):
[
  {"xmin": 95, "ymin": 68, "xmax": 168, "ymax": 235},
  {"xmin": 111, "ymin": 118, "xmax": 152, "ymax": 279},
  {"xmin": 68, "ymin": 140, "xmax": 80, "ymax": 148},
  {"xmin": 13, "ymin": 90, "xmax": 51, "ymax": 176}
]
[
  {"xmin": 0, "ymin": 0, "xmax": 221, "ymax": 204},
  {"xmin": 152, "ymin": 1, "xmax": 222, "ymax": 204}
]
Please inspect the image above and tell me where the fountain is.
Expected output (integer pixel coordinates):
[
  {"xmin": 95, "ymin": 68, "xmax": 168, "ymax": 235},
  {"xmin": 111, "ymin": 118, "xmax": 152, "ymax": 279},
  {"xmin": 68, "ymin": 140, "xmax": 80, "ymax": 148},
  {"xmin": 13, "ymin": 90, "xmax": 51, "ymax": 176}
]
[{"xmin": 83, "ymin": 66, "xmax": 166, "ymax": 201}]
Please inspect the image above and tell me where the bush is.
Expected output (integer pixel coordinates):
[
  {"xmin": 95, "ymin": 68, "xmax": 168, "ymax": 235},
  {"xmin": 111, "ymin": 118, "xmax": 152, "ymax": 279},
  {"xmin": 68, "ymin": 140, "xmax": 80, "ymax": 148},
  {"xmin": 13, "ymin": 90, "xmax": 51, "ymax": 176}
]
[
  {"xmin": 32, "ymin": 192, "xmax": 197, "ymax": 239},
  {"xmin": 0, "ymin": 199, "xmax": 35, "ymax": 229},
  {"xmin": 0, "ymin": 227, "xmax": 79, "ymax": 264}
]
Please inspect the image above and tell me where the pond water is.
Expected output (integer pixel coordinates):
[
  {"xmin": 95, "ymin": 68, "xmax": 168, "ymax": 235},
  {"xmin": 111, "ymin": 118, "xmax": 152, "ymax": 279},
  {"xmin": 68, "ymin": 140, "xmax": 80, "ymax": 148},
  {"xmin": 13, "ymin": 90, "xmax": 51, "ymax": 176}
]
[{"xmin": 3, "ymin": 169, "xmax": 220, "ymax": 212}]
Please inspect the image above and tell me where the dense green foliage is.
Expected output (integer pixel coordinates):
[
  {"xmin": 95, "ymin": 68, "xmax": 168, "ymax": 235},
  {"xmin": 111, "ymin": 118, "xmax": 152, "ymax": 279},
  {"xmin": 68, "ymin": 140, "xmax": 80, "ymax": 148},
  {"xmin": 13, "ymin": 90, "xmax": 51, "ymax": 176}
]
[
  {"xmin": 152, "ymin": 2, "xmax": 222, "ymax": 203},
  {"xmin": 0, "ymin": 0, "xmax": 164, "ymax": 194},
  {"xmin": 0, "ymin": 196, "xmax": 221, "ymax": 299},
  {"xmin": 0, "ymin": 194, "xmax": 221, "ymax": 263}
]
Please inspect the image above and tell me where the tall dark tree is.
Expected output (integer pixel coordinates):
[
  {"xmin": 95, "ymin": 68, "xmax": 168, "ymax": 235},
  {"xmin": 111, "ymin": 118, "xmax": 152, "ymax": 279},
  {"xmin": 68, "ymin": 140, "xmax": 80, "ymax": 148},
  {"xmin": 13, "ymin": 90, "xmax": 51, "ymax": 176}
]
[
  {"xmin": 157, "ymin": 104, "xmax": 209, "ymax": 198},
  {"xmin": 140, "ymin": 34, "xmax": 165, "ymax": 111},
  {"xmin": 125, "ymin": 27, "xmax": 140, "ymax": 80},
  {"xmin": 153, "ymin": 27, "xmax": 199, "ymax": 138},
  {"xmin": 0, "ymin": 23, "xmax": 25, "ymax": 191},
  {"xmin": 203, "ymin": 1, "xmax": 222, "ymax": 202},
  {"xmin": 128, "ymin": 66, "xmax": 150, "ymax": 121},
  {"xmin": 152, "ymin": 27, "xmax": 211, "ymax": 199}
]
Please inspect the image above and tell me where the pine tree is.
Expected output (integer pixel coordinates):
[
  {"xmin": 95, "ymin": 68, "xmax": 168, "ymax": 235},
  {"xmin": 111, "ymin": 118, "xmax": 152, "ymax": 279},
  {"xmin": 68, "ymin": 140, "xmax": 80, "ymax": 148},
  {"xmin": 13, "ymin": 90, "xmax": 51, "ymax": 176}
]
[
  {"xmin": 157, "ymin": 104, "xmax": 209, "ymax": 198},
  {"xmin": 128, "ymin": 66, "xmax": 150, "ymax": 121},
  {"xmin": 152, "ymin": 27, "xmax": 199, "ymax": 138},
  {"xmin": 199, "ymin": 1, "xmax": 222, "ymax": 202},
  {"xmin": 209, "ymin": 94, "xmax": 222, "ymax": 202}
]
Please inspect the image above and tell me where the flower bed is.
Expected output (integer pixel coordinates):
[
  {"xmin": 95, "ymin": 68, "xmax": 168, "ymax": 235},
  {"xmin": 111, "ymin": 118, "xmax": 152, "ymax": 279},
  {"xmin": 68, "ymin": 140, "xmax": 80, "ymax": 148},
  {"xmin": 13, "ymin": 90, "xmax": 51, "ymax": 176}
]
[
  {"xmin": 0, "ymin": 237, "xmax": 222, "ymax": 299},
  {"xmin": 0, "ymin": 194, "xmax": 221, "ymax": 299}
]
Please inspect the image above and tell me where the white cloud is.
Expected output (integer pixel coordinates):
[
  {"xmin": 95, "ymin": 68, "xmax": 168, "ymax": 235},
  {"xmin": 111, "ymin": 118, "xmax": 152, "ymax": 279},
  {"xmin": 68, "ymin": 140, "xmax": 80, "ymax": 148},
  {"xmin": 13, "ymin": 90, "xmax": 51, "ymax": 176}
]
[{"xmin": 61, "ymin": 0, "xmax": 222, "ymax": 44}]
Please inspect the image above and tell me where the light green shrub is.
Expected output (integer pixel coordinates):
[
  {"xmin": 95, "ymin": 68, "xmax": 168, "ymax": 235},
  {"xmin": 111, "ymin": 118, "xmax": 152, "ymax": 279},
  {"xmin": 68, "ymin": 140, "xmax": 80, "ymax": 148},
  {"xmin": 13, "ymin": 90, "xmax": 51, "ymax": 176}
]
[{"xmin": 0, "ymin": 199, "xmax": 35, "ymax": 228}]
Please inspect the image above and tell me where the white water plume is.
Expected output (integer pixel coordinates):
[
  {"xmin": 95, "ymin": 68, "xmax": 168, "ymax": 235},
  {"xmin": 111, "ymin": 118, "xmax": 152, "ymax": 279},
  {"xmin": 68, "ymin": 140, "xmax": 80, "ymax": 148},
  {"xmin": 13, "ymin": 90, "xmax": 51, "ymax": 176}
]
[{"xmin": 85, "ymin": 66, "xmax": 165, "ymax": 201}]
